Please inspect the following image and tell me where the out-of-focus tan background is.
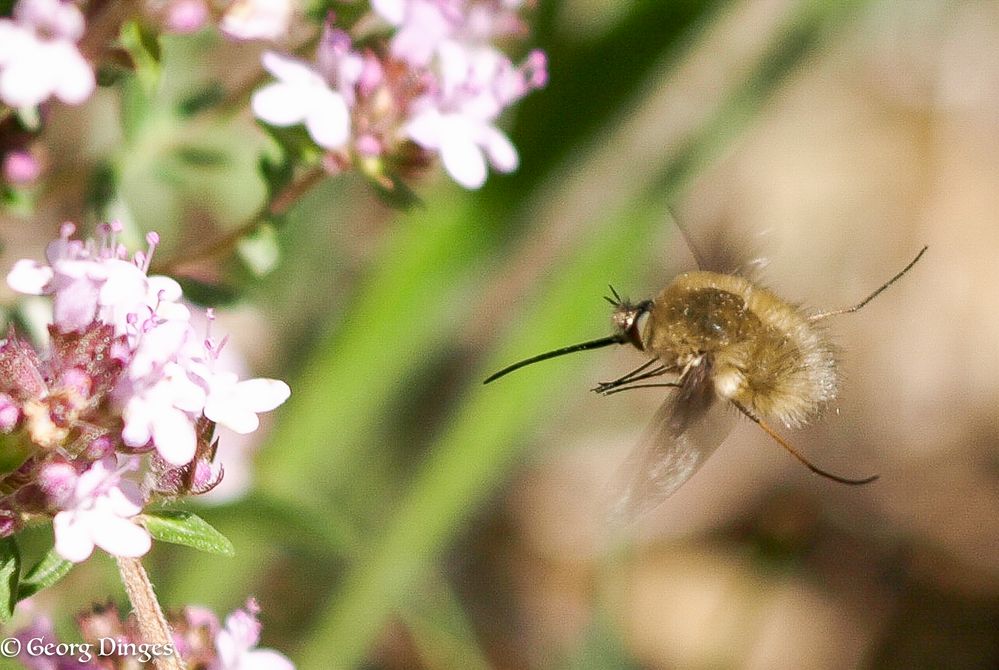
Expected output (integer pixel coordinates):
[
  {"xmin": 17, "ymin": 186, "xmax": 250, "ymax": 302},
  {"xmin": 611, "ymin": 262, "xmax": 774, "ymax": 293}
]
[{"xmin": 482, "ymin": 2, "xmax": 999, "ymax": 668}]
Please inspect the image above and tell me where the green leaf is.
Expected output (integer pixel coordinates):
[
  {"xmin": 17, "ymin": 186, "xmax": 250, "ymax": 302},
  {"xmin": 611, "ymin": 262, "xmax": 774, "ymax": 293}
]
[
  {"xmin": 15, "ymin": 106, "xmax": 39, "ymax": 132},
  {"xmin": 16, "ymin": 547, "xmax": 72, "ymax": 602},
  {"xmin": 259, "ymin": 149, "xmax": 294, "ymax": 204},
  {"xmin": 237, "ymin": 223, "xmax": 281, "ymax": 277},
  {"xmin": 0, "ymin": 185, "xmax": 36, "ymax": 216},
  {"xmin": 119, "ymin": 20, "xmax": 162, "ymax": 95},
  {"xmin": 86, "ymin": 161, "xmax": 119, "ymax": 217},
  {"xmin": 174, "ymin": 146, "xmax": 230, "ymax": 169},
  {"xmin": 177, "ymin": 83, "xmax": 226, "ymax": 117},
  {"xmin": 360, "ymin": 164, "xmax": 423, "ymax": 211},
  {"xmin": 175, "ymin": 277, "xmax": 241, "ymax": 308},
  {"xmin": 141, "ymin": 511, "xmax": 235, "ymax": 556},
  {"xmin": 0, "ymin": 537, "xmax": 20, "ymax": 623}
]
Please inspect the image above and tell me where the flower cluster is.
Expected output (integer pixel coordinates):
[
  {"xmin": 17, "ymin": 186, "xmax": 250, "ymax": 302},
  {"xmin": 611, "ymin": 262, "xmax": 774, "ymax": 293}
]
[
  {"xmin": 152, "ymin": 0, "xmax": 295, "ymax": 39},
  {"xmin": 0, "ymin": 0, "xmax": 95, "ymax": 108},
  {"xmin": 0, "ymin": 223, "xmax": 290, "ymax": 562},
  {"xmin": 14, "ymin": 598, "xmax": 294, "ymax": 669},
  {"xmin": 252, "ymin": 0, "xmax": 547, "ymax": 189}
]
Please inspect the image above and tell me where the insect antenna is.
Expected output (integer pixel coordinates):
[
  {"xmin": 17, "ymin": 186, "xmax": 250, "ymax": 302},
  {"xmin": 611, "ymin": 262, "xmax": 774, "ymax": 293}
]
[
  {"xmin": 604, "ymin": 284, "xmax": 622, "ymax": 306},
  {"xmin": 809, "ymin": 246, "xmax": 927, "ymax": 321},
  {"xmin": 484, "ymin": 335, "xmax": 625, "ymax": 384},
  {"xmin": 732, "ymin": 401, "xmax": 879, "ymax": 486}
]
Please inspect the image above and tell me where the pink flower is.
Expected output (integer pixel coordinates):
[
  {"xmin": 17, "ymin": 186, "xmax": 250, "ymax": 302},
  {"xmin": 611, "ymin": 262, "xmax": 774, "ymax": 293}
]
[
  {"xmin": 7, "ymin": 225, "xmax": 291, "ymax": 468},
  {"xmin": 6, "ymin": 223, "xmax": 174, "ymax": 335},
  {"xmin": 2, "ymin": 149, "xmax": 42, "ymax": 185},
  {"xmin": 216, "ymin": 600, "xmax": 295, "ymax": 670},
  {"xmin": 220, "ymin": 0, "xmax": 293, "ymax": 41},
  {"xmin": 378, "ymin": 0, "xmax": 458, "ymax": 67},
  {"xmin": 165, "ymin": 0, "xmax": 210, "ymax": 34},
  {"xmin": 404, "ymin": 46, "xmax": 544, "ymax": 188},
  {"xmin": 0, "ymin": 0, "xmax": 95, "ymax": 108},
  {"xmin": 52, "ymin": 456, "xmax": 151, "ymax": 563},
  {"xmin": 364, "ymin": 1, "xmax": 546, "ymax": 188},
  {"xmin": 405, "ymin": 103, "xmax": 516, "ymax": 188},
  {"xmin": 252, "ymin": 52, "xmax": 351, "ymax": 149},
  {"xmin": 375, "ymin": 0, "xmax": 528, "ymax": 69}
]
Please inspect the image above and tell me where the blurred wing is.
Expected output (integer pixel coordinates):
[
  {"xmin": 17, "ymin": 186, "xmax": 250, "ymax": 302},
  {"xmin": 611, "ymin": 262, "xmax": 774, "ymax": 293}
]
[{"xmin": 610, "ymin": 387, "xmax": 735, "ymax": 521}]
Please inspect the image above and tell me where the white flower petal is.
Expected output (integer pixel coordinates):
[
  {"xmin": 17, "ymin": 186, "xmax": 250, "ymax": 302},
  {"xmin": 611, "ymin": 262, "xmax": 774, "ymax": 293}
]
[
  {"xmin": 121, "ymin": 401, "xmax": 153, "ymax": 447},
  {"xmin": 51, "ymin": 43, "xmax": 94, "ymax": 105},
  {"xmin": 438, "ymin": 40, "xmax": 471, "ymax": 95},
  {"xmin": 480, "ymin": 125, "xmax": 518, "ymax": 173},
  {"xmin": 371, "ymin": 0, "xmax": 406, "ymax": 25},
  {"xmin": 151, "ymin": 408, "xmax": 197, "ymax": 465},
  {"xmin": 6, "ymin": 259, "xmax": 52, "ymax": 294},
  {"xmin": 404, "ymin": 108, "xmax": 445, "ymax": 149},
  {"xmin": 205, "ymin": 397, "xmax": 260, "ymax": 434},
  {"xmin": 0, "ymin": 23, "xmax": 28, "ymax": 65},
  {"xmin": 104, "ymin": 480, "xmax": 146, "ymax": 517},
  {"xmin": 147, "ymin": 275, "xmax": 183, "ymax": 302},
  {"xmin": 221, "ymin": 0, "xmax": 292, "ymax": 41},
  {"xmin": 53, "ymin": 512, "xmax": 96, "ymax": 563},
  {"xmin": 440, "ymin": 134, "xmax": 487, "ymax": 189},
  {"xmin": 74, "ymin": 456, "xmax": 116, "ymax": 500},
  {"xmin": 91, "ymin": 512, "xmax": 151, "ymax": 558},
  {"xmin": 260, "ymin": 51, "xmax": 316, "ymax": 84},
  {"xmin": 169, "ymin": 375, "xmax": 208, "ymax": 414},
  {"xmin": 98, "ymin": 259, "xmax": 147, "ymax": 309},
  {"xmin": 304, "ymin": 91, "xmax": 350, "ymax": 148},
  {"xmin": 51, "ymin": 278, "xmax": 100, "ymax": 331},
  {"xmin": 251, "ymin": 83, "xmax": 309, "ymax": 126},
  {"xmin": 239, "ymin": 649, "xmax": 296, "ymax": 670},
  {"xmin": 233, "ymin": 378, "xmax": 291, "ymax": 412},
  {"xmin": 215, "ymin": 631, "xmax": 238, "ymax": 667},
  {"xmin": 0, "ymin": 37, "xmax": 53, "ymax": 107}
]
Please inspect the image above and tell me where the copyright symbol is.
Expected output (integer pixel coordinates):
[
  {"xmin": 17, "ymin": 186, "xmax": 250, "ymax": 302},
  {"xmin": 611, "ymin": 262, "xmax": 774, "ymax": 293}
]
[{"xmin": 0, "ymin": 637, "xmax": 20, "ymax": 657}]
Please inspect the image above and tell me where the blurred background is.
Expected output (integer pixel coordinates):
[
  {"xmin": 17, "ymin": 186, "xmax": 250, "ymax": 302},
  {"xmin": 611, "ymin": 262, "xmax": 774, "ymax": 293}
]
[{"xmin": 2, "ymin": 0, "xmax": 999, "ymax": 668}]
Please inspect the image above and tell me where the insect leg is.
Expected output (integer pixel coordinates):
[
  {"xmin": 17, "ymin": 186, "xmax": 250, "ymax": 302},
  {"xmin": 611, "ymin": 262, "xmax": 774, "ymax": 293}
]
[
  {"xmin": 593, "ymin": 358, "xmax": 661, "ymax": 393},
  {"xmin": 594, "ymin": 364, "xmax": 673, "ymax": 394},
  {"xmin": 602, "ymin": 382, "xmax": 680, "ymax": 396},
  {"xmin": 809, "ymin": 246, "xmax": 927, "ymax": 321},
  {"xmin": 731, "ymin": 400, "xmax": 879, "ymax": 485}
]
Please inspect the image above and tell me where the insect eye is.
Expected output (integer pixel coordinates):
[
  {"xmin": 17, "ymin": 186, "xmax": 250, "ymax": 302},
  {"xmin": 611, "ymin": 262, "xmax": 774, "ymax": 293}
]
[{"xmin": 626, "ymin": 301, "xmax": 652, "ymax": 350}]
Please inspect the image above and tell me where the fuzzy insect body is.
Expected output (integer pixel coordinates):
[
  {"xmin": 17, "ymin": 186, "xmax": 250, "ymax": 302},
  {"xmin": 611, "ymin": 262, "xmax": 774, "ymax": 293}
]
[
  {"xmin": 485, "ymin": 247, "xmax": 927, "ymax": 519},
  {"xmin": 642, "ymin": 272, "xmax": 837, "ymax": 429}
]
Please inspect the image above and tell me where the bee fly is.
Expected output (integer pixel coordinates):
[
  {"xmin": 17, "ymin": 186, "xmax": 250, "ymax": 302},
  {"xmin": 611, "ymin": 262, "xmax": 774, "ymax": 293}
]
[{"xmin": 484, "ymin": 246, "xmax": 927, "ymax": 519}]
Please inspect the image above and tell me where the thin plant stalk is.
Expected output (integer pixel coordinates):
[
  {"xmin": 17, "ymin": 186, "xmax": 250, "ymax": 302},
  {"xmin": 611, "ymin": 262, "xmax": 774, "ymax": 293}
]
[
  {"xmin": 116, "ymin": 557, "xmax": 185, "ymax": 670},
  {"xmin": 153, "ymin": 165, "xmax": 325, "ymax": 274}
]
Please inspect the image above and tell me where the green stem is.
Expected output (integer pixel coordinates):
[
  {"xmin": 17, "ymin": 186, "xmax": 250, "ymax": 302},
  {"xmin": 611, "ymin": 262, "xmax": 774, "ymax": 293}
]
[{"xmin": 153, "ymin": 166, "xmax": 325, "ymax": 274}]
